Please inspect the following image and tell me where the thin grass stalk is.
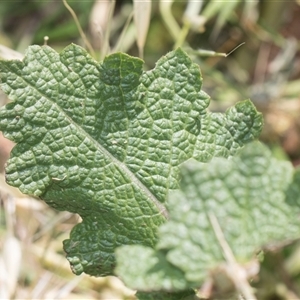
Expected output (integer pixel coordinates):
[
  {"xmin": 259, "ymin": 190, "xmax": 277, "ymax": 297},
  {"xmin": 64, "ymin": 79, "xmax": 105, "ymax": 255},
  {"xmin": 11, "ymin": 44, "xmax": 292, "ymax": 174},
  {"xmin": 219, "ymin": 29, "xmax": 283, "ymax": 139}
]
[
  {"xmin": 62, "ymin": 0, "xmax": 96, "ymax": 58},
  {"xmin": 133, "ymin": 0, "xmax": 151, "ymax": 59}
]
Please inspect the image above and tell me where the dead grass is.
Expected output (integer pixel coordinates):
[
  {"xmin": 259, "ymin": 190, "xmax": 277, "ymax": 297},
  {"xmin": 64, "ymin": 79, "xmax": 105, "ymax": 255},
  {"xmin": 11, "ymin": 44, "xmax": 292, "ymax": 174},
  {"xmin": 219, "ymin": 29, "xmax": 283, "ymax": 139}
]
[{"xmin": 0, "ymin": 175, "xmax": 136, "ymax": 299}]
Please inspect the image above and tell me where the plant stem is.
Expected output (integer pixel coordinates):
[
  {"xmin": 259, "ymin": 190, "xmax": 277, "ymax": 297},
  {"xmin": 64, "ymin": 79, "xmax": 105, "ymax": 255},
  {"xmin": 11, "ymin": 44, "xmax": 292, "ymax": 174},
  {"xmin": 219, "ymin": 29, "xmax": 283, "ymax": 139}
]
[{"xmin": 209, "ymin": 213, "xmax": 257, "ymax": 300}]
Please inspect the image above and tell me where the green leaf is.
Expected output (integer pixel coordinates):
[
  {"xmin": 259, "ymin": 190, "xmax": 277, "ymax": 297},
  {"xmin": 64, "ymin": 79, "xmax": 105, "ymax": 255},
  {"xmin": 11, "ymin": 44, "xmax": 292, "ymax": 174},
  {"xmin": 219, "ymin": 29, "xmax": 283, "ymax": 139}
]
[
  {"xmin": 116, "ymin": 142, "xmax": 300, "ymax": 290},
  {"xmin": 0, "ymin": 44, "xmax": 262, "ymax": 276},
  {"xmin": 116, "ymin": 245, "xmax": 189, "ymax": 291}
]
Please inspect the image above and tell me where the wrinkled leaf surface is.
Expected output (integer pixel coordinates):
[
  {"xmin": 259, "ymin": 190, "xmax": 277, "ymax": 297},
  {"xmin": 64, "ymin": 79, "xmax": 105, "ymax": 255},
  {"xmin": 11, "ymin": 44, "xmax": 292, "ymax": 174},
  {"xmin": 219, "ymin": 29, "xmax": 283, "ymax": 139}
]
[
  {"xmin": 116, "ymin": 142, "xmax": 300, "ymax": 290},
  {"xmin": 0, "ymin": 45, "xmax": 262, "ymax": 276}
]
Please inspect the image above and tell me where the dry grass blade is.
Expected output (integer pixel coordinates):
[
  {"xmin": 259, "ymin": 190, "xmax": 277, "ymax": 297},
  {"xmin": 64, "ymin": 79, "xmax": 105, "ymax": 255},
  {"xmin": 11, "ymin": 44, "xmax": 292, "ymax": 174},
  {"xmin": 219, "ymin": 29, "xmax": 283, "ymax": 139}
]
[
  {"xmin": 0, "ymin": 45, "xmax": 24, "ymax": 60},
  {"xmin": 46, "ymin": 274, "xmax": 84, "ymax": 299},
  {"xmin": 159, "ymin": 0, "xmax": 181, "ymax": 43},
  {"xmin": 89, "ymin": 0, "xmax": 111, "ymax": 50},
  {"xmin": 201, "ymin": 0, "xmax": 240, "ymax": 39},
  {"xmin": 99, "ymin": 0, "xmax": 116, "ymax": 60},
  {"xmin": 208, "ymin": 213, "xmax": 257, "ymax": 300},
  {"xmin": 184, "ymin": 0, "xmax": 204, "ymax": 24},
  {"xmin": 0, "ymin": 257, "xmax": 9, "ymax": 299},
  {"xmin": 113, "ymin": 11, "xmax": 134, "ymax": 53},
  {"xmin": 1, "ymin": 235, "xmax": 22, "ymax": 297},
  {"xmin": 175, "ymin": 0, "xmax": 205, "ymax": 48},
  {"xmin": 0, "ymin": 175, "xmax": 135, "ymax": 299},
  {"xmin": 89, "ymin": 0, "xmax": 117, "ymax": 59},
  {"xmin": 62, "ymin": 0, "xmax": 96, "ymax": 58},
  {"xmin": 0, "ymin": 193, "xmax": 22, "ymax": 298},
  {"xmin": 133, "ymin": 0, "xmax": 151, "ymax": 59}
]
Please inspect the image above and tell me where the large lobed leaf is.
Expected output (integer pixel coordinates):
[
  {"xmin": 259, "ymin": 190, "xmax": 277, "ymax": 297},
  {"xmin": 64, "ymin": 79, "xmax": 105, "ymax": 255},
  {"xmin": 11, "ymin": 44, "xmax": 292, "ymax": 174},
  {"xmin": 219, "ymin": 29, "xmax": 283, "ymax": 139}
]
[
  {"xmin": 0, "ymin": 44, "xmax": 262, "ymax": 276},
  {"xmin": 115, "ymin": 142, "xmax": 300, "ymax": 292}
]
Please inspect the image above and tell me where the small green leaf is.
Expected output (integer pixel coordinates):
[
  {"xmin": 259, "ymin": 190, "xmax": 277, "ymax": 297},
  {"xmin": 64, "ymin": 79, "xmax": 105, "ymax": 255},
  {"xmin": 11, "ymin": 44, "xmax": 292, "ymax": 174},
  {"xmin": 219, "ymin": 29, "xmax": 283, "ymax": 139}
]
[
  {"xmin": 116, "ymin": 142, "xmax": 300, "ymax": 290},
  {"xmin": 0, "ymin": 44, "xmax": 262, "ymax": 276}
]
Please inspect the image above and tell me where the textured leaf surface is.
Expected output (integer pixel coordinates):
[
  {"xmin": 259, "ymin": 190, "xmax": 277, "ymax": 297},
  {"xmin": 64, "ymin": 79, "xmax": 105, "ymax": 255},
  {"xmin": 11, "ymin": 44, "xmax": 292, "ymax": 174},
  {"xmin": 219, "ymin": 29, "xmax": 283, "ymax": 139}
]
[
  {"xmin": 116, "ymin": 142, "xmax": 300, "ymax": 290},
  {"xmin": 116, "ymin": 245, "xmax": 189, "ymax": 291},
  {"xmin": 0, "ymin": 44, "xmax": 262, "ymax": 276}
]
